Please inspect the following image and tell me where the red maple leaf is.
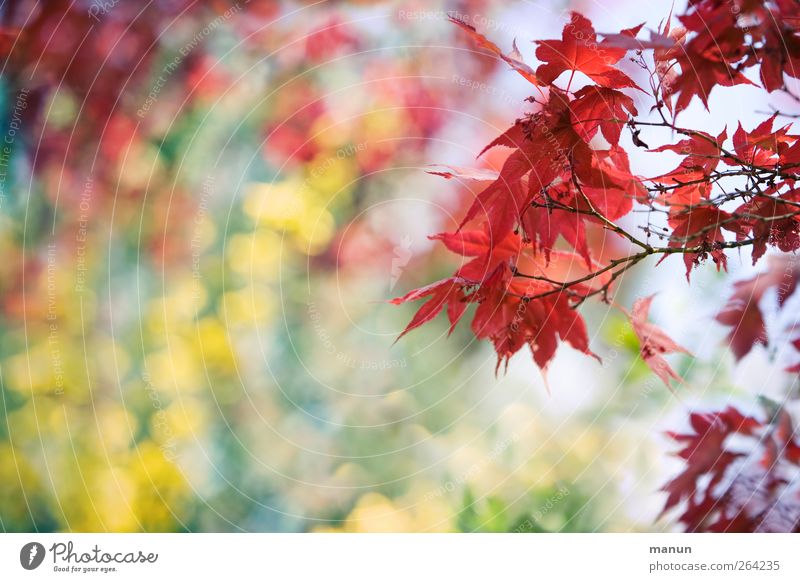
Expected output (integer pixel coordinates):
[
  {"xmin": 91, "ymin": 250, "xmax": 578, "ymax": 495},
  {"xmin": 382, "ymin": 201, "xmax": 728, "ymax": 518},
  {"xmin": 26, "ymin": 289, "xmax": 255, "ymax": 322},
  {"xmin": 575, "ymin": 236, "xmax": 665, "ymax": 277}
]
[
  {"xmin": 523, "ymin": 183, "xmax": 593, "ymax": 267},
  {"xmin": 431, "ymin": 229, "xmax": 522, "ymax": 282},
  {"xmin": 735, "ymin": 191, "xmax": 800, "ymax": 264},
  {"xmin": 477, "ymin": 121, "xmax": 528, "ymax": 158},
  {"xmin": 522, "ymin": 147, "xmax": 637, "ymax": 268},
  {"xmin": 662, "ymin": 406, "xmax": 762, "ymax": 531},
  {"xmin": 757, "ymin": 7, "xmax": 800, "ymax": 92},
  {"xmin": 667, "ymin": 0, "xmax": 755, "ymax": 112},
  {"xmin": 389, "ymin": 277, "xmax": 467, "ymax": 340},
  {"xmin": 535, "ymin": 12, "xmax": 640, "ymax": 90},
  {"xmin": 449, "ymin": 16, "xmax": 540, "ymax": 88},
  {"xmin": 665, "ymin": 203, "xmax": 745, "ymax": 279},
  {"xmin": 628, "ymin": 295, "xmax": 691, "ymax": 387},
  {"xmin": 569, "ymin": 85, "xmax": 638, "ymax": 146},
  {"xmin": 729, "ymin": 114, "xmax": 793, "ymax": 168},
  {"xmin": 651, "ymin": 129, "xmax": 728, "ymax": 203},
  {"xmin": 470, "ymin": 260, "xmax": 598, "ymax": 372},
  {"xmin": 716, "ymin": 256, "xmax": 799, "ymax": 360},
  {"xmin": 453, "ymin": 148, "xmax": 539, "ymax": 245}
]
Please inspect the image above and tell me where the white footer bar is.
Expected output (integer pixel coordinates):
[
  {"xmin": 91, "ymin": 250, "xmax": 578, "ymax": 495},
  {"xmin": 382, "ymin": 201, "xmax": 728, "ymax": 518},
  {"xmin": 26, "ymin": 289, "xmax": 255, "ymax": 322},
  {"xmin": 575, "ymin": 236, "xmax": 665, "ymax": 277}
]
[{"xmin": 1, "ymin": 534, "xmax": 797, "ymax": 580}]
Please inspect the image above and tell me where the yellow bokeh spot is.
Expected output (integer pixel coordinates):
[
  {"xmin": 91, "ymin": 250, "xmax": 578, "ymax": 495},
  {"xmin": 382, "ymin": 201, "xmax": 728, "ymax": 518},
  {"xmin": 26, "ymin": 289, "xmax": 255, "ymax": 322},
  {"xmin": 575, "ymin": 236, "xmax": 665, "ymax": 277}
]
[
  {"xmin": 161, "ymin": 398, "xmax": 207, "ymax": 440},
  {"xmin": 144, "ymin": 339, "xmax": 202, "ymax": 394},
  {"xmin": 220, "ymin": 285, "xmax": 275, "ymax": 327},
  {"xmin": 316, "ymin": 491, "xmax": 455, "ymax": 533},
  {"xmin": 341, "ymin": 493, "xmax": 414, "ymax": 532},
  {"xmin": 46, "ymin": 89, "xmax": 78, "ymax": 130},
  {"xmin": 194, "ymin": 316, "xmax": 237, "ymax": 374},
  {"xmin": 244, "ymin": 180, "xmax": 305, "ymax": 227},
  {"xmin": 226, "ymin": 229, "xmax": 281, "ymax": 281},
  {"xmin": 362, "ymin": 109, "xmax": 405, "ymax": 140},
  {"xmin": 94, "ymin": 404, "xmax": 137, "ymax": 452},
  {"xmin": 304, "ymin": 153, "xmax": 356, "ymax": 204},
  {"xmin": 294, "ymin": 207, "xmax": 334, "ymax": 255},
  {"xmin": 93, "ymin": 468, "xmax": 138, "ymax": 531},
  {"xmin": 146, "ymin": 276, "xmax": 202, "ymax": 335},
  {"xmin": 0, "ymin": 443, "xmax": 45, "ymax": 528},
  {"xmin": 3, "ymin": 339, "xmax": 84, "ymax": 397}
]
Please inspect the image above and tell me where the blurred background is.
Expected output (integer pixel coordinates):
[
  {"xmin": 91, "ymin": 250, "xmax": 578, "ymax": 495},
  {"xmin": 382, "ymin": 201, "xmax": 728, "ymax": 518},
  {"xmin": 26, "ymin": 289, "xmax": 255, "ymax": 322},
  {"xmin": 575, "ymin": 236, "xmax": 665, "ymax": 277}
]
[{"xmin": 0, "ymin": 0, "xmax": 793, "ymax": 532}]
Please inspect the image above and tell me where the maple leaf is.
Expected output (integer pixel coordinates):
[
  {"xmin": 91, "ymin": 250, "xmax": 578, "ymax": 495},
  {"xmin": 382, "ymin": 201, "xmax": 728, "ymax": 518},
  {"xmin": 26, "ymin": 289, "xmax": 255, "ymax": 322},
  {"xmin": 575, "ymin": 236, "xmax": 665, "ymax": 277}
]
[
  {"xmin": 628, "ymin": 295, "xmax": 691, "ymax": 387},
  {"xmin": 521, "ymin": 148, "xmax": 637, "ymax": 269},
  {"xmin": 729, "ymin": 114, "xmax": 792, "ymax": 168},
  {"xmin": 431, "ymin": 229, "xmax": 522, "ymax": 282},
  {"xmin": 662, "ymin": 406, "xmax": 763, "ymax": 531},
  {"xmin": 477, "ymin": 121, "xmax": 527, "ymax": 158},
  {"xmin": 569, "ymin": 85, "xmax": 638, "ymax": 146},
  {"xmin": 469, "ymin": 267, "xmax": 540, "ymax": 370},
  {"xmin": 651, "ymin": 129, "xmax": 728, "ymax": 201},
  {"xmin": 448, "ymin": 16, "xmax": 540, "ymax": 87},
  {"xmin": 523, "ymin": 183, "xmax": 592, "ymax": 267},
  {"xmin": 664, "ymin": 0, "xmax": 757, "ymax": 112},
  {"xmin": 666, "ymin": 205, "xmax": 743, "ymax": 279},
  {"xmin": 454, "ymin": 93, "xmax": 591, "ymax": 247},
  {"xmin": 758, "ymin": 15, "xmax": 800, "ymax": 92},
  {"xmin": 470, "ymin": 262, "xmax": 597, "ymax": 373},
  {"xmin": 649, "ymin": 13, "xmax": 688, "ymax": 115},
  {"xmin": 391, "ymin": 229, "xmax": 526, "ymax": 341},
  {"xmin": 535, "ymin": 12, "xmax": 640, "ymax": 89},
  {"xmin": 735, "ymin": 191, "xmax": 800, "ymax": 264},
  {"xmin": 672, "ymin": 50, "xmax": 753, "ymax": 113},
  {"xmin": 716, "ymin": 256, "xmax": 799, "ymax": 360},
  {"xmin": 390, "ymin": 277, "xmax": 467, "ymax": 340},
  {"xmin": 647, "ymin": 129, "xmax": 723, "ymax": 206},
  {"xmin": 456, "ymin": 148, "xmax": 535, "ymax": 244},
  {"xmin": 574, "ymin": 145, "xmax": 643, "ymax": 201}
]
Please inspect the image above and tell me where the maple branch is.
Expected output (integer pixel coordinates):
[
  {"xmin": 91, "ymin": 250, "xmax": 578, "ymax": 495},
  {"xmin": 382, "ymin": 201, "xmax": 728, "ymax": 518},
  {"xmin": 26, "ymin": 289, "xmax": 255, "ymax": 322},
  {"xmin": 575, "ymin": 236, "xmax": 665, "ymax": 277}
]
[
  {"xmin": 512, "ymin": 108, "xmax": 800, "ymax": 308},
  {"xmin": 573, "ymin": 255, "xmax": 647, "ymax": 305},
  {"xmin": 512, "ymin": 254, "xmax": 632, "ymax": 291},
  {"xmin": 628, "ymin": 119, "xmax": 800, "ymax": 179},
  {"xmin": 645, "ymin": 168, "xmax": 775, "ymax": 194},
  {"xmin": 570, "ymin": 173, "xmax": 653, "ymax": 251},
  {"xmin": 511, "ymin": 238, "xmax": 759, "ymax": 303}
]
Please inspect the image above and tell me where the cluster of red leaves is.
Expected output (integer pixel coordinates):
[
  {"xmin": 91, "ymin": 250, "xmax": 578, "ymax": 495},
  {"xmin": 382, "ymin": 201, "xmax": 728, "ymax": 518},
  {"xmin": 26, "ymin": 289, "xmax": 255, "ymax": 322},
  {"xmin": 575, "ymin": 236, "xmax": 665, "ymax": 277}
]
[
  {"xmin": 659, "ymin": 0, "xmax": 800, "ymax": 111},
  {"xmin": 394, "ymin": 13, "xmax": 650, "ymax": 375},
  {"xmin": 663, "ymin": 405, "xmax": 800, "ymax": 532},
  {"xmin": 393, "ymin": 1, "xmax": 800, "ymax": 385},
  {"xmin": 726, "ymin": 116, "xmax": 800, "ymax": 263},
  {"xmin": 654, "ymin": 115, "xmax": 800, "ymax": 278},
  {"xmin": 389, "ymin": 233, "xmax": 606, "ymax": 372}
]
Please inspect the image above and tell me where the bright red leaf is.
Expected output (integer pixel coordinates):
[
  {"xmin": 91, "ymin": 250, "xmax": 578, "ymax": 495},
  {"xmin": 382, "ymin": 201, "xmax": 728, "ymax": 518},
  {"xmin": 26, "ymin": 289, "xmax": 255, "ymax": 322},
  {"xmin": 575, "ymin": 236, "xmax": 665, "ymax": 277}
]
[{"xmin": 535, "ymin": 12, "xmax": 640, "ymax": 89}]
